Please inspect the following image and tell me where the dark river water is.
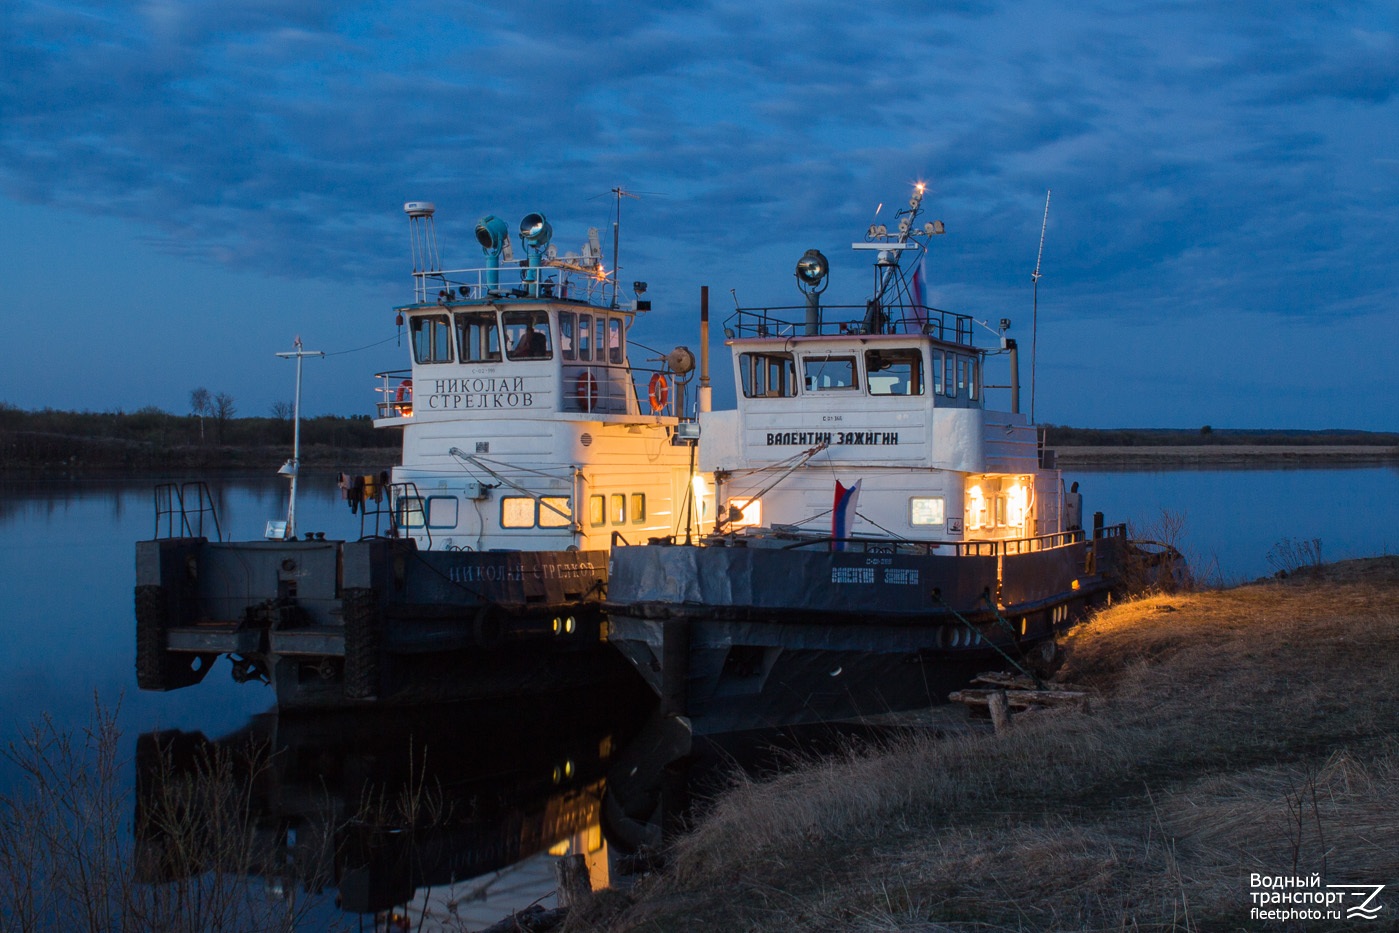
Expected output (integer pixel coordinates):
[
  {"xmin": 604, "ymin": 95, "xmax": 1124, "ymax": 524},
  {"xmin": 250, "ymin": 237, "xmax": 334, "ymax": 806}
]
[{"xmin": 1, "ymin": 464, "xmax": 1394, "ymax": 926}]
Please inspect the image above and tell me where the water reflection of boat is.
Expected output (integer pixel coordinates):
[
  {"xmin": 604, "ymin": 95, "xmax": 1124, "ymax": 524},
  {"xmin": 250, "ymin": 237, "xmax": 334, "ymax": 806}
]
[
  {"xmin": 134, "ymin": 685, "xmax": 652, "ymax": 920},
  {"xmin": 135, "ymin": 200, "xmax": 703, "ymax": 708},
  {"xmin": 607, "ymin": 183, "xmax": 1171, "ymax": 735}
]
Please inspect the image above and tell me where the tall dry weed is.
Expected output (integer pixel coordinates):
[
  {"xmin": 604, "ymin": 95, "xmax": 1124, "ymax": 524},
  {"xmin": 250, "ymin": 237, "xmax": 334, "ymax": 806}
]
[
  {"xmin": 0, "ymin": 698, "xmax": 341, "ymax": 931},
  {"xmin": 611, "ymin": 571, "xmax": 1399, "ymax": 932}
]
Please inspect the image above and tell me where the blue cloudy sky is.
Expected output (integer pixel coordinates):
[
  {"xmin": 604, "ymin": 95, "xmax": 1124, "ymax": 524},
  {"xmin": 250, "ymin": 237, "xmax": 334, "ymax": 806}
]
[{"xmin": 2, "ymin": 0, "xmax": 1395, "ymax": 429}]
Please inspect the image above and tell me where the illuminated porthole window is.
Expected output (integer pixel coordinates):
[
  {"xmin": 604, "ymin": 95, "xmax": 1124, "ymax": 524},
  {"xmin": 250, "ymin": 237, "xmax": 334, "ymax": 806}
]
[
  {"xmin": 539, "ymin": 496, "xmax": 572, "ymax": 528},
  {"xmin": 501, "ymin": 497, "xmax": 536, "ymax": 528},
  {"xmin": 910, "ymin": 496, "xmax": 945, "ymax": 526},
  {"xmin": 426, "ymin": 496, "xmax": 459, "ymax": 529}
]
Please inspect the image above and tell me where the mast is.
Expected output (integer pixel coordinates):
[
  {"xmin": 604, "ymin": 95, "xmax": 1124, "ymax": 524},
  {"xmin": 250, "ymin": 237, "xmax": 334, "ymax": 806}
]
[
  {"xmin": 275, "ymin": 337, "xmax": 325, "ymax": 540},
  {"xmin": 610, "ymin": 186, "xmax": 639, "ymax": 309},
  {"xmin": 1030, "ymin": 189, "xmax": 1051, "ymax": 423}
]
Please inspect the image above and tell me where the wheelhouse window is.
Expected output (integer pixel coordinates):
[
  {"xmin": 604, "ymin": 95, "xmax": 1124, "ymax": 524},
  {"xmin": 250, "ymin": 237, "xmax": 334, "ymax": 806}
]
[
  {"xmin": 803, "ymin": 354, "xmax": 858, "ymax": 391},
  {"xmin": 740, "ymin": 351, "xmax": 797, "ymax": 398},
  {"xmin": 608, "ymin": 317, "xmax": 624, "ymax": 364},
  {"xmin": 910, "ymin": 496, "xmax": 945, "ymax": 526},
  {"xmin": 411, "ymin": 315, "xmax": 453, "ymax": 364},
  {"xmin": 456, "ymin": 311, "xmax": 501, "ymax": 363},
  {"xmin": 932, "ymin": 349, "xmax": 945, "ymax": 395},
  {"xmin": 504, "ymin": 310, "xmax": 551, "ymax": 360},
  {"xmin": 865, "ymin": 349, "xmax": 923, "ymax": 396},
  {"xmin": 577, "ymin": 314, "xmax": 592, "ymax": 361},
  {"xmin": 559, "ymin": 312, "xmax": 576, "ymax": 361}
]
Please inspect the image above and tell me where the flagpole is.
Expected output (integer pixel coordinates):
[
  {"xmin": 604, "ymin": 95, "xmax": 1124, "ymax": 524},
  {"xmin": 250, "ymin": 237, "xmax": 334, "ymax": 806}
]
[{"xmin": 275, "ymin": 337, "xmax": 325, "ymax": 540}]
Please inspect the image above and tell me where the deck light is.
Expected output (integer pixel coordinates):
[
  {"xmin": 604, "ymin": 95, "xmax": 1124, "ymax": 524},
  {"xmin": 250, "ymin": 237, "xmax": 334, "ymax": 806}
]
[
  {"xmin": 520, "ymin": 212, "xmax": 553, "ymax": 251},
  {"xmin": 795, "ymin": 249, "xmax": 829, "ymax": 292},
  {"xmin": 796, "ymin": 249, "xmax": 829, "ymax": 336}
]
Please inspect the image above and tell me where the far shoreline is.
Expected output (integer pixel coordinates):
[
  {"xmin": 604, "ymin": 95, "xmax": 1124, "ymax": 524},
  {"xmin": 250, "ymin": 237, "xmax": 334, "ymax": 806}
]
[{"xmin": 1054, "ymin": 444, "xmax": 1398, "ymax": 469}]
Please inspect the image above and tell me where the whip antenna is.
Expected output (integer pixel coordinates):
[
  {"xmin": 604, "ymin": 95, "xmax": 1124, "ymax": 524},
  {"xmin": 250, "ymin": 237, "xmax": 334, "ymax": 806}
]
[{"xmin": 1030, "ymin": 189, "xmax": 1051, "ymax": 423}]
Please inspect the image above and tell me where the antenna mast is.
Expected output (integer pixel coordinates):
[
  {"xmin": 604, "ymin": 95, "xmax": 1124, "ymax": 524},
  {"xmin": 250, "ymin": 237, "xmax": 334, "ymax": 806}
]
[
  {"xmin": 1030, "ymin": 189, "xmax": 1051, "ymax": 423},
  {"xmin": 611, "ymin": 186, "xmax": 640, "ymax": 309}
]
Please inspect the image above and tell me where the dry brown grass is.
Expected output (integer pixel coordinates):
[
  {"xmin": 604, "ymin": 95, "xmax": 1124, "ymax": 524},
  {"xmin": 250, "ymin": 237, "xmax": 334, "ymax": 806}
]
[{"xmin": 589, "ymin": 559, "xmax": 1399, "ymax": 932}]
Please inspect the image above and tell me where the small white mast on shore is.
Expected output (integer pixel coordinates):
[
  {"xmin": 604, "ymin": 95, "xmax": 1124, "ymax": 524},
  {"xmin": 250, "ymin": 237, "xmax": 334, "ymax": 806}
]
[{"xmin": 272, "ymin": 336, "xmax": 325, "ymax": 540}]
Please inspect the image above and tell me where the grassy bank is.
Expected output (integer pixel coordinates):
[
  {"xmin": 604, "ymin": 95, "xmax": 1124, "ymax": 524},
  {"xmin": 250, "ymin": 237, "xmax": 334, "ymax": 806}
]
[{"xmin": 586, "ymin": 559, "xmax": 1399, "ymax": 931}]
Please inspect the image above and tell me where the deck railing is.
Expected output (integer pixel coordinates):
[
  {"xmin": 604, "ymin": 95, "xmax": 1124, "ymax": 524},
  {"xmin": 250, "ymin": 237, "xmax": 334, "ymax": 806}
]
[{"xmin": 725, "ymin": 304, "xmax": 977, "ymax": 345}]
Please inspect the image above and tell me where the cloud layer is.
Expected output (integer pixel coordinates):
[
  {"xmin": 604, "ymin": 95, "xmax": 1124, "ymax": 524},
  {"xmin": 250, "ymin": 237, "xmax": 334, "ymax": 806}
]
[{"xmin": 2, "ymin": 0, "xmax": 1395, "ymax": 426}]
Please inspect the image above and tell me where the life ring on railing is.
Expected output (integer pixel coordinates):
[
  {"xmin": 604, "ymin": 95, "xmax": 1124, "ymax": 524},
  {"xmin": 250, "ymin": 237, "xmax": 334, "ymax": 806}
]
[
  {"xmin": 575, "ymin": 371, "xmax": 599, "ymax": 412},
  {"xmin": 647, "ymin": 373, "xmax": 669, "ymax": 413},
  {"xmin": 393, "ymin": 379, "xmax": 413, "ymax": 414}
]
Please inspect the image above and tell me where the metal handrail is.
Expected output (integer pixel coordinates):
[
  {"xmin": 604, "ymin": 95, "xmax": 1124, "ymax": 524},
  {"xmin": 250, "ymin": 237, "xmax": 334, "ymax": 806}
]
[
  {"xmin": 724, "ymin": 304, "xmax": 977, "ymax": 345},
  {"xmin": 152, "ymin": 481, "xmax": 222, "ymax": 541}
]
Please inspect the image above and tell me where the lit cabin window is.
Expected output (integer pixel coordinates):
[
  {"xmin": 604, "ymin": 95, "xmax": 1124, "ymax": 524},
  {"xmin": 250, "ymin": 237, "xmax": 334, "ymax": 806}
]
[
  {"xmin": 411, "ymin": 315, "xmax": 453, "ymax": 364},
  {"xmin": 740, "ymin": 352, "xmax": 797, "ymax": 398},
  {"xmin": 559, "ymin": 313, "xmax": 575, "ymax": 361},
  {"xmin": 910, "ymin": 497, "xmax": 945, "ymax": 526},
  {"xmin": 578, "ymin": 315, "xmax": 592, "ymax": 361},
  {"xmin": 426, "ymin": 496, "xmax": 459, "ymax": 529},
  {"xmin": 608, "ymin": 318, "xmax": 624, "ymax": 364},
  {"xmin": 803, "ymin": 354, "xmax": 858, "ymax": 391},
  {"xmin": 967, "ymin": 485, "xmax": 987, "ymax": 530},
  {"xmin": 504, "ymin": 310, "xmax": 551, "ymax": 360},
  {"xmin": 610, "ymin": 493, "xmax": 627, "ymax": 524},
  {"xmin": 865, "ymin": 349, "xmax": 923, "ymax": 396},
  {"xmin": 588, "ymin": 494, "xmax": 604, "ymax": 526},
  {"xmin": 502, "ymin": 497, "xmax": 536, "ymax": 528},
  {"xmin": 631, "ymin": 493, "xmax": 646, "ymax": 523},
  {"xmin": 539, "ymin": 496, "xmax": 572, "ymax": 528},
  {"xmin": 456, "ymin": 311, "xmax": 501, "ymax": 363},
  {"xmin": 396, "ymin": 496, "xmax": 426, "ymax": 528}
]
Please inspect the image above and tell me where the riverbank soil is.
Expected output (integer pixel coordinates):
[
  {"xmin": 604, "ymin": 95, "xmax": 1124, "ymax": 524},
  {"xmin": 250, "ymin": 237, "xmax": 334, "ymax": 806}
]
[{"xmin": 587, "ymin": 558, "xmax": 1399, "ymax": 932}]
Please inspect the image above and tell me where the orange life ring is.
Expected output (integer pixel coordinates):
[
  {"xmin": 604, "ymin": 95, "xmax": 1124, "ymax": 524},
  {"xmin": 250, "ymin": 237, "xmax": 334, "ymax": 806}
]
[
  {"xmin": 395, "ymin": 379, "xmax": 413, "ymax": 403},
  {"xmin": 575, "ymin": 371, "xmax": 599, "ymax": 412},
  {"xmin": 647, "ymin": 373, "xmax": 669, "ymax": 412}
]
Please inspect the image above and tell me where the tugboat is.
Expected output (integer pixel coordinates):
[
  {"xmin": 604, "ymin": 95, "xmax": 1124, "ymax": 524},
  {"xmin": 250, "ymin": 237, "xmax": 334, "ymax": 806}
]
[
  {"xmin": 136, "ymin": 201, "xmax": 702, "ymax": 707},
  {"xmin": 605, "ymin": 182, "xmax": 1155, "ymax": 735}
]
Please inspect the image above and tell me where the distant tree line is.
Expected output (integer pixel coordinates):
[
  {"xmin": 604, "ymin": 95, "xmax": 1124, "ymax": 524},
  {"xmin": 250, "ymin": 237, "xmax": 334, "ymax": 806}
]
[
  {"xmin": 0, "ymin": 397, "xmax": 398, "ymax": 472},
  {"xmin": 1042, "ymin": 425, "xmax": 1399, "ymax": 447}
]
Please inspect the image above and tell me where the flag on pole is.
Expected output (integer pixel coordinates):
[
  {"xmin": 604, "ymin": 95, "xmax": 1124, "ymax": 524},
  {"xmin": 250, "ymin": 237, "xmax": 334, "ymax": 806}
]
[
  {"xmin": 832, "ymin": 479, "xmax": 861, "ymax": 550},
  {"xmin": 910, "ymin": 256, "xmax": 928, "ymax": 328}
]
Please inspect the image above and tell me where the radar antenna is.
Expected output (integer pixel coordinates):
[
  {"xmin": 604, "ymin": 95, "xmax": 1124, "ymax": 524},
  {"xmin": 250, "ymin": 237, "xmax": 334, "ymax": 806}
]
[
  {"xmin": 1030, "ymin": 189, "xmax": 1051, "ymax": 423},
  {"xmin": 611, "ymin": 186, "xmax": 640, "ymax": 309}
]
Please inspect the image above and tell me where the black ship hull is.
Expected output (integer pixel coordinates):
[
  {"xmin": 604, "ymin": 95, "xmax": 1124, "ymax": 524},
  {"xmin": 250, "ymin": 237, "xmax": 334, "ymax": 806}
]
[
  {"xmin": 135, "ymin": 537, "xmax": 631, "ymax": 708},
  {"xmin": 606, "ymin": 528, "xmax": 1134, "ymax": 734}
]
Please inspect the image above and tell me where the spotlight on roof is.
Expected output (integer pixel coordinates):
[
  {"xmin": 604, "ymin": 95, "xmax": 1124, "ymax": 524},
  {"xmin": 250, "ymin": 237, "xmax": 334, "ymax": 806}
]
[
  {"xmin": 475, "ymin": 215, "xmax": 509, "ymax": 255},
  {"xmin": 795, "ymin": 249, "xmax": 829, "ymax": 294},
  {"xmin": 520, "ymin": 213, "xmax": 553, "ymax": 252}
]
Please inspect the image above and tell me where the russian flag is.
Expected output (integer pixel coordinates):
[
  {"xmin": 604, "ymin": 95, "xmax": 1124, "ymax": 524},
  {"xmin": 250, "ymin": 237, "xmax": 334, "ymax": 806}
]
[
  {"xmin": 832, "ymin": 479, "xmax": 861, "ymax": 550},
  {"xmin": 910, "ymin": 256, "xmax": 927, "ymax": 328}
]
